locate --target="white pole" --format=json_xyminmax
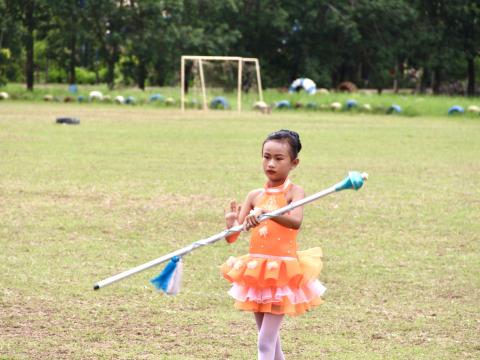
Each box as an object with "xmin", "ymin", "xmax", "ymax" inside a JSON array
[
  {"xmin": 180, "ymin": 56, "xmax": 185, "ymax": 112},
  {"xmin": 94, "ymin": 186, "xmax": 336, "ymax": 290},
  {"xmin": 255, "ymin": 59, "xmax": 264, "ymax": 102},
  {"xmin": 198, "ymin": 59, "xmax": 207, "ymax": 110},
  {"xmin": 183, "ymin": 55, "xmax": 242, "ymax": 61},
  {"xmin": 237, "ymin": 59, "xmax": 243, "ymax": 112}
]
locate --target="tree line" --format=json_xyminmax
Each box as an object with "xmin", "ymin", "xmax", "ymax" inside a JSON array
[{"xmin": 0, "ymin": 0, "xmax": 479, "ymax": 95}]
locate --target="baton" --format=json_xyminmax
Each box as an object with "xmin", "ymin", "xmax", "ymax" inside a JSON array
[{"xmin": 93, "ymin": 171, "xmax": 368, "ymax": 290}]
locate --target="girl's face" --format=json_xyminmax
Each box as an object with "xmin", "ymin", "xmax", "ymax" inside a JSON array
[{"xmin": 262, "ymin": 140, "xmax": 299, "ymax": 186}]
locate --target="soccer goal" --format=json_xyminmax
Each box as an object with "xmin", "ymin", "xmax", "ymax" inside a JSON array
[{"xmin": 180, "ymin": 56, "xmax": 264, "ymax": 112}]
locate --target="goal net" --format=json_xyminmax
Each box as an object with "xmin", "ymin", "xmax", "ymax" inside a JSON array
[{"xmin": 180, "ymin": 56, "xmax": 263, "ymax": 111}]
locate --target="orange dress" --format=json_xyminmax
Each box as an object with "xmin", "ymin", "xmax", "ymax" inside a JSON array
[{"xmin": 221, "ymin": 179, "xmax": 325, "ymax": 316}]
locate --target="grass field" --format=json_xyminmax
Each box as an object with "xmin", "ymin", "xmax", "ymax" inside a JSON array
[{"xmin": 0, "ymin": 102, "xmax": 479, "ymax": 359}]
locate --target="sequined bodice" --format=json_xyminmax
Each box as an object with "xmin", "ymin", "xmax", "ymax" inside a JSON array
[{"xmin": 249, "ymin": 180, "xmax": 298, "ymax": 257}]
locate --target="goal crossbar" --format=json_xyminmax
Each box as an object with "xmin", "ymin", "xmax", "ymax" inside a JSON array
[{"xmin": 180, "ymin": 55, "xmax": 263, "ymax": 112}]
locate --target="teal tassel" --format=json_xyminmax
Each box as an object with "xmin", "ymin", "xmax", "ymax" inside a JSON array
[{"xmin": 150, "ymin": 256, "xmax": 183, "ymax": 295}]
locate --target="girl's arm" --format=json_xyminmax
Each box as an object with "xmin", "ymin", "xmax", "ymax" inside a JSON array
[
  {"xmin": 225, "ymin": 190, "xmax": 260, "ymax": 243},
  {"xmin": 244, "ymin": 185, "xmax": 305, "ymax": 230}
]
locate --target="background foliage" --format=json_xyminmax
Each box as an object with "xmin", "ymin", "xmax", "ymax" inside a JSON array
[{"xmin": 0, "ymin": 0, "xmax": 479, "ymax": 93}]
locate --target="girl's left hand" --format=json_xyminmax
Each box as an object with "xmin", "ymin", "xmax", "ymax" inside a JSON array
[{"xmin": 243, "ymin": 207, "xmax": 264, "ymax": 230}]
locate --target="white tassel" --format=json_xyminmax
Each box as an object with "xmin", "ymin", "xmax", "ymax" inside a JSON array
[{"xmin": 166, "ymin": 258, "xmax": 183, "ymax": 295}]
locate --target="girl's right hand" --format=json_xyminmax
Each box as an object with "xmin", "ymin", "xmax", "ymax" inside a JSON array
[{"xmin": 225, "ymin": 200, "xmax": 241, "ymax": 244}]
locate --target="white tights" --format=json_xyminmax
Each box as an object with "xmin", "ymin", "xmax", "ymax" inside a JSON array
[{"xmin": 254, "ymin": 312, "xmax": 285, "ymax": 360}]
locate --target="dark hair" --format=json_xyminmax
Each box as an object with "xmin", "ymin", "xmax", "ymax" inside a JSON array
[{"xmin": 263, "ymin": 129, "xmax": 302, "ymax": 159}]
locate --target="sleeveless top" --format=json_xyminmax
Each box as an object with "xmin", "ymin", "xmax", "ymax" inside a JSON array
[{"xmin": 249, "ymin": 179, "xmax": 298, "ymax": 258}]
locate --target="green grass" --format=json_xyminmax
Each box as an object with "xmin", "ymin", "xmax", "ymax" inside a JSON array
[
  {"xmin": 0, "ymin": 103, "xmax": 479, "ymax": 359},
  {"xmin": 2, "ymin": 83, "xmax": 480, "ymax": 118}
]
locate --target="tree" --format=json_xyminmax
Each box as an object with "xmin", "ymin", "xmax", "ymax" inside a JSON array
[
  {"xmin": 414, "ymin": 0, "xmax": 480, "ymax": 95},
  {"xmin": 282, "ymin": 0, "xmax": 359, "ymax": 88},
  {"xmin": 44, "ymin": 0, "xmax": 88, "ymax": 84},
  {"xmin": 229, "ymin": 0, "xmax": 290, "ymax": 87},
  {"xmin": 345, "ymin": 0, "xmax": 417, "ymax": 92},
  {"xmin": 81, "ymin": 0, "xmax": 128, "ymax": 89},
  {"xmin": 122, "ymin": 0, "xmax": 166, "ymax": 89},
  {"xmin": 446, "ymin": 1, "xmax": 480, "ymax": 96},
  {"xmin": 170, "ymin": 0, "xmax": 241, "ymax": 91},
  {"xmin": 0, "ymin": 0, "xmax": 10, "ymax": 85},
  {"xmin": 5, "ymin": 0, "xmax": 51, "ymax": 90}
]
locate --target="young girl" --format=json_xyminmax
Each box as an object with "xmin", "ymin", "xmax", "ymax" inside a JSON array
[{"xmin": 221, "ymin": 129, "xmax": 325, "ymax": 360}]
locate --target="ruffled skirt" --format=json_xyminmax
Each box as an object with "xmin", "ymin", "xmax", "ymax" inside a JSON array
[{"xmin": 221, "ymin": 247, "xmax": 326, "ymax": 316}]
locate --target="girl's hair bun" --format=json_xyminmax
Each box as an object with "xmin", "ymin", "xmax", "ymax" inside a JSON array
[{"xmin": 264, "ymin": 129, "xmax": 302, "ymax": 159}]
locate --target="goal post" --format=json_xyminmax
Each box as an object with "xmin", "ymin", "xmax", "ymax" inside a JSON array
[{"xmin": 180, "ymin": 55, "xmax": 264, "ymax": 112}]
